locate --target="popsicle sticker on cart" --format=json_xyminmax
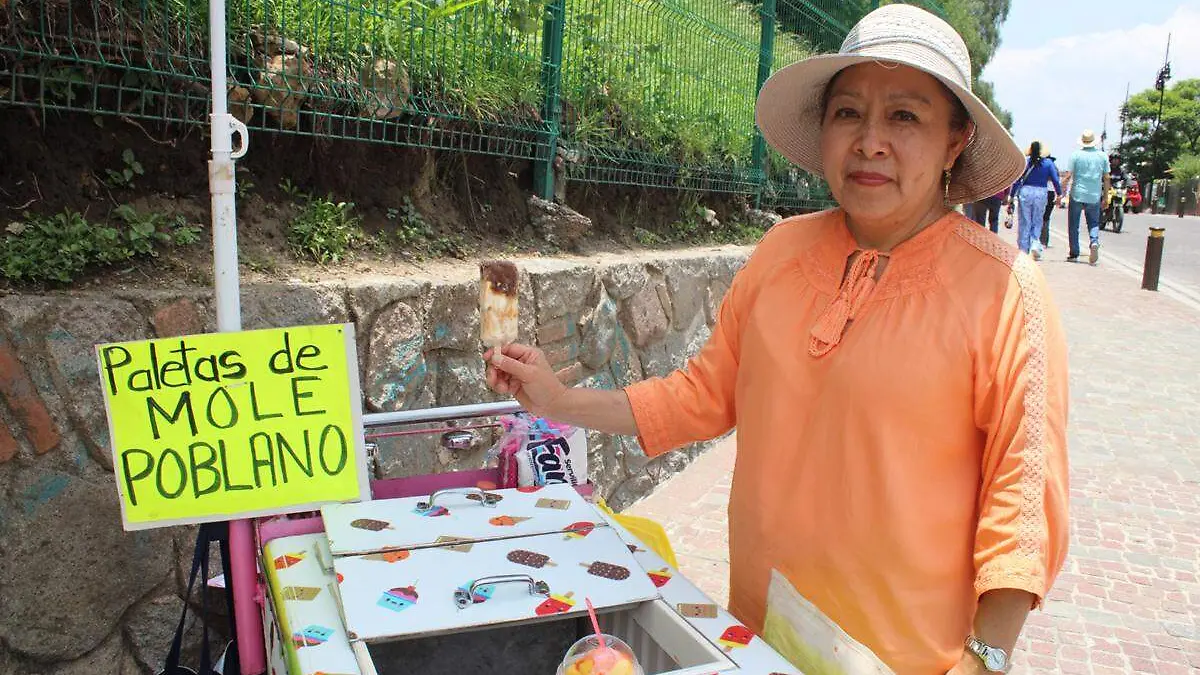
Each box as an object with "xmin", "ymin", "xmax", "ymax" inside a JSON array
[
  {"xmin": 272, "ymin": 552, "xmax": 306, "ymax": 570},
  {"xmin": 563, "ymin": 521, "xmax": 596, "ymax": 540},
  {"xmin": 718, "ymin": 625, "xmax": 755, "ymax": 652},
  {"xmin": 535, "ymin": 590, "xmax": 576, "ymax": 616},
  {"xmin": 535, "ymin": 498, "xmax": 571, "ymax": 510},
  {"xmin": 508, "ymin": 548, "xmax": 557, "ymax": 568},
  {"xmin": 580, "ymin": 560, "xmax": 631, "ymax": 581},
  {"xmin": 677, "ymin": 602, "xmax": 719, "ymax": 619},
  {"xmin": 350, "ymin": 518, "xmax": 393, "ymax": 531},
  {"xmin": 647, "ymin": 567, "xmax": 673, "ymax": 588}
]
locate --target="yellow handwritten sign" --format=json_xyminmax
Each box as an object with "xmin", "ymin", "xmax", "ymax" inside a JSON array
[{"xmin": 95, "ymin": 324, "xmax": 369, "ymax": 530}]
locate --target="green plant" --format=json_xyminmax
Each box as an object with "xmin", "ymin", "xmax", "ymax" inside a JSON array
[
  {"xmin": 633, "ymin": 227, "xmax": 663, "ymax": 246},
  {"xmin": 1, "ymin": 207, "xmax": 199, "ymax": 284},
  {"xmin": 104, "ymin": 149, "xmax": 145, "ymax": 189},
  {"xmin": 279, "ymin": 178, "xmax": 306, "ymax": 199},
  {"xmin": 236, "ymin": 167, "xmax": 256, "ymax": 199},
  {"xmin": 287, "ymin": 195, "xmax": 363, "ymax": 263}
]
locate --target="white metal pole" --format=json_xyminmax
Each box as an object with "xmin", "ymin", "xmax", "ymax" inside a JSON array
[{"xmin": 207, "ymin": 0, "xmax": 261, "ymax": 671}]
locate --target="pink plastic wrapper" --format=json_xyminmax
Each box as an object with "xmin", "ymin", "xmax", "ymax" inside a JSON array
[{"xmin": 486, "ymin": 414, "xmax": 588, "ymax": 488}]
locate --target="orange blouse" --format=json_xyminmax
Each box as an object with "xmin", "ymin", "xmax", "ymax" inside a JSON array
[{"xmin": 625, "ymin": 209, "xmax": 1069, "ymax": 674}]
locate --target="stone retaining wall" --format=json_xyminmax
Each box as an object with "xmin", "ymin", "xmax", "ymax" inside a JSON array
[{"xmin": 0, "ymin": 246, "xmax": 748, "ymax": 673}]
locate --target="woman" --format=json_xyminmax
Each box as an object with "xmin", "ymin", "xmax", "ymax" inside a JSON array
[
  {"xmin": 1009, "ymin": 140, "xmax": 1062, "ymax": 259},
  {"xmin": 486, "ymin": 5, "xmax": 1068, "ymax": 674}
]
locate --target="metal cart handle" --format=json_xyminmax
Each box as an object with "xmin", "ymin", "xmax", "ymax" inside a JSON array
[
  {"xmin": 362, "ymin": 401, "xmax": 524, "ymax": 429},
  {"xmin": 454, "ymin": 574, "xmax": 550, "ymax": 609},
  {"xmin": 417, "ymin": 487, "xmax": 502, "ymax": 511}
]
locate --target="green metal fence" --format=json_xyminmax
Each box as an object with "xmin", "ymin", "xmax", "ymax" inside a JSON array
[{"xmin": 0, "ymin": 0, "xmax": 942, "ymax": 213}]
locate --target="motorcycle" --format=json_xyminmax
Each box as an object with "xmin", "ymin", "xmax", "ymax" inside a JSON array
[{"xmin": 1103, "ymin": 179, "xmax": 1127, "ymax": 233}]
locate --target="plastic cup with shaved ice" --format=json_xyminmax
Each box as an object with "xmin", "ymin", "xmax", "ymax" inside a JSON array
[{"xmin": 557, "ymin": 634, "xmax": 643, "ymax": 675}]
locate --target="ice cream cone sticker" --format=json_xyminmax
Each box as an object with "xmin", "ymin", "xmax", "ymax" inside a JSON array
[
  {"xmin": 377, "ymin": 585, "xmax": 419, "ymax": 612},
  {"xmin": 508, "ymin": 548, "xmax": 556, "ymax": 568},
  {"xmin": 363, "ymin": 550, "xmax": 411, "ymax": 563},
  {"xmin": 535, "ymin": 591, "xmax": 576, "ymax": 616},
  {"xmin": 273, "ymin": 552, "xmax": 306, "ymax": 570},
  {"xmin": 563, "ymin": 521, "xmax": 596, "ymax": 540},
  {"xmin": 647, "ymin": 567, "xmax": 673, "ymax": 588},
  {"xmin": 489, "ymin": 515, "xmax": 532, "ymax": 527},
  {"xmin": 718, "ymin": 625, "xmax": 754, "ymax": 652},
  {"xmin": 350, "ymin": 518, "xmax": 393, "ymax": 531},
  {"xmin": 580, "ymin": 560, "xmax": 631, "ymax": 580}
]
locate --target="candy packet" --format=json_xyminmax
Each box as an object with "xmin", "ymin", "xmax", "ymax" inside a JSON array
[{"xmin": 485, "ymin": 414, "xmax": 588, "ymax": 488}]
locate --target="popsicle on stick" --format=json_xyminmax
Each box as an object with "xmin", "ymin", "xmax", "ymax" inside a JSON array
[{"xmin": 480, "ymin": 261, "xmax": 519, "ymax": 362}]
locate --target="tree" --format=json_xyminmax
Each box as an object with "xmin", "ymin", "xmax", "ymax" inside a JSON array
[
  {"xmin": 1169, "ymin": 154, "xmax": 1200, "ymax": 186},
  {"xmin": 1119, "ymin": 79, "xmax": 1200, "ymax": 182}
]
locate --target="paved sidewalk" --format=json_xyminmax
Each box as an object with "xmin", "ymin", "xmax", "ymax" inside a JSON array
[{"xmin": 627, "ymin": 228, "xmax": 1200, "ymax": 673}]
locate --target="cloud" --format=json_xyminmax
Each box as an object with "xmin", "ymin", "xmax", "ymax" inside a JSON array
[{"xmin": 982, "ymin": 2, "xmax": 1200, "ymax": 164}]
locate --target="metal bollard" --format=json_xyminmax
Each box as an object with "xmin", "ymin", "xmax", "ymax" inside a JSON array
[{"xmin": 1142, "ymin": 227, "xmax": 1166, "ymax": 291}]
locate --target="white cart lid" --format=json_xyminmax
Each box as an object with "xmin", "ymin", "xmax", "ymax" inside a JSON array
[
  {"xmin": 334, "ymin": 525, "xmax": 659, "ymax": 642},
  {"xmin": 321, "ymin": 484, "xmax": 602, "ymax": 556}
]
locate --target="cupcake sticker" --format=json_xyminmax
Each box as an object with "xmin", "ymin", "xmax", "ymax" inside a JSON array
[{"xmin": 377, "ymin": 585, "xmax": 419, "ymax": 612}]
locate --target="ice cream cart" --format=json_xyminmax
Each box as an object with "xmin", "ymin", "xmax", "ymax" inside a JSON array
[{"xmin": 249, "ymin": 401, "xmax": 803, "ymax": 675}]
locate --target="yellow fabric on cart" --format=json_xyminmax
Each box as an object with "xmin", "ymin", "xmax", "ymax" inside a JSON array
[{"xmin": 594, "ymin": 498, "xmax": 678, "ymax": 569}]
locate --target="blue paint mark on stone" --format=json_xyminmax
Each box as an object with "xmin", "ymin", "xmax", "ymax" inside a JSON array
[
  {"xmin": 20, "ymin": 473, "xmax": 71, "ymax": 515},
  {"xmin": 434, "ymin": 324, "xmax": 450, "ymax": 341}
]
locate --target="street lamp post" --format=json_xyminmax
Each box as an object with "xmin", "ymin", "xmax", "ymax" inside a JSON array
[{"xmin": 1149, "ymin": 35, "xmax": 1171, "ymax": 213}]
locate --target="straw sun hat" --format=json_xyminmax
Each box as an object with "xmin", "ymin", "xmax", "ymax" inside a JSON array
[{"xmin": 755, "ymin": 3, "xmax": 1024, "ymax": 205}]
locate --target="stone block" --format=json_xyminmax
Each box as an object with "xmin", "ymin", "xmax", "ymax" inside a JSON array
[
  {"xmin": 608, "ymin": 330, "xmax": 643, "ymax": 388},
  {"xmin": 49, "ymin": 631, "xmax": 141, "ymax": 675},
  {"xmin": 0, "ymin": 472, "xmax": 173, "ymax": 661},
  {"xmin": 364, "ymin": 301, "xmax": 428, "ymax": 412},
  {"xmin": 541, "ymin": 336, "xmax": 580, "ymax": 370},
  {"xmin": 708, "ymin": 253, "xmax": 748, "ymax": 290},
  {"xmin": 578, "ymin": 292, "xmax": 618, "ymax": 370},
  {"xmin": 619, "ymin": 282, "xmax": 670, "ymax": 348},
  {"xmin": 706, "ymin": 281, "xmax": 730, "ymax": 326},
  {"xmin": 600, "ymin": 262, "xmax": 648, "ymax": 301},
  {"xmin": 555, "ymin": 362, "xmax": 586, "ymax": 386},
  {"xmin": 150, "ymin": 297, "xmax": 207, "ymax": 337},
  {"xmin": 425, "ymin": 280, "xmax": 480, "ymax": 352},
  {"xmin": 536, "ymin": 313, "xmax": 578, "ymax": 345},
  {"xmin": 581, "ymin": 368, "xmax": 617, "ymax": 393},
  {"xmin": 44, "ymin": 298, "xmax": 150, "ymax": 469},
  {"xmin": 662, "ymin": 258, "xmax": 711, "ymax": 329},
  {"xmin": 240, "ymin": 283, "xmax": 348, "ymax": 330},
  {"xmin": 529, "ymin": 263, "xmax": 596, "ymax": 324},
  {"xmin": 0, "ymin": 337, "xmax": 60, "ymax": 456},
  {"xmin": 607, "ymin": 472, "xmax": 656, "ymax": 511},
  {"xmin": 436, "ymin": 353, "xmax": 491, "ymax": 406},
  {"xmin": 346, "ymin": 277, "xmax": 429, "ymax": 331},
  {"xmin": 528, "ymin": 195, "xmax": 592, "ymax": 250}
]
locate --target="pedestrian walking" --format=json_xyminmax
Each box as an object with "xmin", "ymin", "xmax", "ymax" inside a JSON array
[
  {"xmin": 1063, "ymin": 130, "xmax": 1110, "ymax": 264},
  {"xmin": 485, "ymin": 5, "xmax": 1069, "ymax": 674},
  {"xmin": 1009, "ymin": 140, "xmax": 1061, "ymax": 259},
  {"xmin": 969, "ymin": 187, "xmax": 1007, "ymax": 233},
  {"xmin": 1041, "ymin": 148, "xmax": 1058, "ymax": 249}
]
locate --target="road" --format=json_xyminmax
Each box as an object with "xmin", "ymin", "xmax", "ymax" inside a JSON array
[{"xmin": 1043, "ymin": 208, "xmax": 1200, "ymax": 305}]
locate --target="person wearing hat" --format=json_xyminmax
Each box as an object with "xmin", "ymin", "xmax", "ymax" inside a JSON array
[
  {"xmin": 1062, "ymin": 130, "xmax": 1110, "ymax": 264},
  {"xmin": 484, "ymin": 5, "xmax": 1068, "ymax": 674}
]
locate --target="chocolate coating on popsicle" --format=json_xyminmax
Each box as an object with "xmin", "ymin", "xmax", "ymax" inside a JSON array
[{"xmin": 480, "ymin": 261, "xmax": 518, "ymax": 295}]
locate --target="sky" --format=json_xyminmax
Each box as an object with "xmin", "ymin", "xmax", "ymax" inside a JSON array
[{"xmin": 982, "ymin": 0, "xmax": 1199, "ymax": 170}]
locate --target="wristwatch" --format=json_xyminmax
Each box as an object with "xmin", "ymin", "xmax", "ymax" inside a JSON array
[{"xmin": 965, "ymin": 635, "xmax": 1010, "ymax": 673}]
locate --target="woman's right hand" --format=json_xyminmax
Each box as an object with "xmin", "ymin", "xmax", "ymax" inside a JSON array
[{"xmin": 484, "ymin": 343, "xmax": 568, "ymax": 418}]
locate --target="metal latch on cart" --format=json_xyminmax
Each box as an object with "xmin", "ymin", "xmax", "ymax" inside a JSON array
[{"xmin": 417, "ymin": 487, "xmax": 502, "ymax": 511}]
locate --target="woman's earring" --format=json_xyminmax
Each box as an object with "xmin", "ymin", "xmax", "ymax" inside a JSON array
[{"xmin": 943, "ymin": 169, "xmax": 952, "ymax": 206}]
